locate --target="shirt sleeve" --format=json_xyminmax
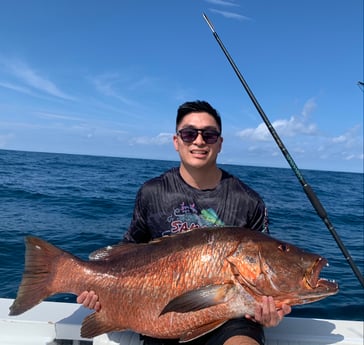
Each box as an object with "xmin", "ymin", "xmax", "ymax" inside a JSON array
[
  {"xmin": 123, "ymin": 187, "xmax": 152, "ymax": 243},
  {"xmin": 248, "ymin": 200, "xmax": 269, "ymax": 233}
]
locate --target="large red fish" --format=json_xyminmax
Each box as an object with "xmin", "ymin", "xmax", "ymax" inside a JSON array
[{"xmin": 9, "ymin": 227, "xmax": 338, "ymax": 341}]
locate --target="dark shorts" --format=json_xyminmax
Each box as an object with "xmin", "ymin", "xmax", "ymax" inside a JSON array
[{"xmin": 141, "ymin": 318, "xmax": 265, "ymax": 345}]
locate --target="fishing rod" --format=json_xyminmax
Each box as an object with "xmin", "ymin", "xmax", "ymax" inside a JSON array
[
  {"xmin": 202, "ymin": 13, "xmax": 364, "ymax": 288},
  {"xmin": 358, "ymin": 81, "xmax": 364, "ymax": 92}
]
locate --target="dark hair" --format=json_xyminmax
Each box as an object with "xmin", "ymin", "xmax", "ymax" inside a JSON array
[{"xmin": 176, "ymin": 100, "xmax": 222, "ymax": 132}]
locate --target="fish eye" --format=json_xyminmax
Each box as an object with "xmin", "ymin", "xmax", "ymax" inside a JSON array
[
  {"xmin": 245, "ymin": 255, "xmax": 257, "ymax": 264},
  {"xmin": 278, "ymin": 243, "xmax": 289, "ymax": 252}
]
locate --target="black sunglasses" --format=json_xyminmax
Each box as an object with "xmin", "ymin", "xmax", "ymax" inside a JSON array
[{"xmin": 177, "ymin": 128, "xmax": 221, "ymax": 144}]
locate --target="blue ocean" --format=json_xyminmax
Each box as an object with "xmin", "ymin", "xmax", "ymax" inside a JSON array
[{"xmin": 0, "ymin": 149, "xmax": 363, "ymax": 321}]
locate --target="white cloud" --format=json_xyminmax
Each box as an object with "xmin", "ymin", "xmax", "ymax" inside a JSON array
[
  {"xmin": 237, "ymin": 116, "xmax": 317, "ymax": 141},
  {"xmin": 205, "ymin": 0, "xmax": 250, "ymax": 21},
  {"xmin": 0, "ymin": 81, "xmax": 34, "ymax": 96},
  {"xmin": 326, "ymin": 125, "xmax": 364, "ymax": 162},
  {"xmin": 91, "ymin": 73, "xmax": 127, "ymax": 100},
  {"xmin": 0, "ymin": 59, "xmax": 75, "ymax": 101},
  {"xmin": 331, "ymin": 125, "xmax": 362, "ymax": 149},
  {"xmin": 209, "ymin": 9, "xmax": 251, "ymax": 21},
  {"xmin": 344, "ymin": 154, "xmax": 356, "ymax": 160},
  {"xmin": 90, "ymin": 73, "xmax": 146, "ymax": 107},
  {"xmin": 301, "ymin": 98, "xmax": 316, "ymax": 118},
  {"xmin": 234, "ymin": 98, "xmax": 363, "ymax": 170},
  {"xmin": 237, "ymin": 99, "xmax": 318, "ymax": 141},
  {"xmin": 35, "ymin": 111, "xmax": 83, "ymax": 122},
  {"xmin": 332, "ymin": 135, "xmax": 346, "ymax": 144},
  {"xmin": 238, "ymin": 122, "xmax": 271, "ymax": 141},
  {"xmin": 205, "ymin": 0, "xmax": 240, "ymax": 7},
  {"xmin": 129, "ymin": 133, "xmax": 173, "ymax": 146}
]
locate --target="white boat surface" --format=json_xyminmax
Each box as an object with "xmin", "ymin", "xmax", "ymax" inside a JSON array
[{"xmin": 0, "ymin": 298, "xmax": 362, "ymax": 345}]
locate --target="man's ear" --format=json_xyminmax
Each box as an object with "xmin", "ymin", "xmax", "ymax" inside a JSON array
[
  {"xmin": 173, "ymin": 134, "xmax": 179, "ymax": 152},
  {"xmin": 218, "ymin": 136, "xmax": 223, "ymax": 153}
]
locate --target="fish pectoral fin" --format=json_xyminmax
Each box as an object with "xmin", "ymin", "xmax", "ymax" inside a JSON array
[
  {"xmin": 179, "ymin": 319, "xmax": 228, "ymax": 342},
  {"xmin": 159, "ymin": 283, "xmax": 236, "ymax": 316},
  {"xmin": 81, "ymin": 312, "xmax": 125, "ymax": 338}
]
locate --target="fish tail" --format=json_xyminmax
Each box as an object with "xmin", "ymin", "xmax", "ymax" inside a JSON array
[{"xmin": 9, "ymin": 236, "xmax": 71, "ymax": 315}]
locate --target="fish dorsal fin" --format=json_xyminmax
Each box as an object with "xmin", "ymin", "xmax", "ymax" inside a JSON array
[
  {"xmin": 81, "ymin": 311, "xmax": 125, "ymax": 338},
  {"xmin": 88, "ymin": 235, "xmax": 174, "ymax": 261},
  {"xmin": 179, "ymin": 319, "xmax": 228, "ymax": 342},
  {"xmin": 160, "ymin": 283, "xmax": 236, "ymax": 315}
]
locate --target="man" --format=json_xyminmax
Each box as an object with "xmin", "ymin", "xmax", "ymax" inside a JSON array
[{"xmin": 78, "ymin": 100, "xmax": 291, "ymax": 345}]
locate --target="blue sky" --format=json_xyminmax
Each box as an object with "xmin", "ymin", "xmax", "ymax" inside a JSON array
[{"xmin": 0, "ymin": 0, "xmax": 363, "ymax": 173}]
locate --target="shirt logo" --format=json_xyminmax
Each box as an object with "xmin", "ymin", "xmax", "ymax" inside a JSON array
[{"xmin": 166, "ymin": 203, "xmax": 224, "ymax": 235}]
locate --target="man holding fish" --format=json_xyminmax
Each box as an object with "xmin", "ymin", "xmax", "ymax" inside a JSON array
[{"xmin": 78, "ymin": 100, "xmax": 292, "ymax": 345}]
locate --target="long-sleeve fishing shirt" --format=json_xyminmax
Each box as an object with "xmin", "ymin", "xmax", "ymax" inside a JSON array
[{"xmin": 123, "ymin": 167, "xmax": 268, "ymax": 243}]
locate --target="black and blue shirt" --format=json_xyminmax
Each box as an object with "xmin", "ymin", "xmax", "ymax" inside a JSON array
[{"xmin": 123, "ymin": 167, "xmax": 268, "ymax": 243}]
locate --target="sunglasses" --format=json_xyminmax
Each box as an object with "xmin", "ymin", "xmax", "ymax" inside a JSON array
[{"xmin": 177, "ymin": 128, "xmax": 221, "ymax": 144}]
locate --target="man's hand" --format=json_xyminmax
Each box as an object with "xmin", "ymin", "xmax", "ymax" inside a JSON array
[
  {"xmin": 77, "ymin": 291, "xmax": 101, "ymax": 312},
  {"xmin": 246, "ymin": 296, "xmax": 291, "ymax": 327}
]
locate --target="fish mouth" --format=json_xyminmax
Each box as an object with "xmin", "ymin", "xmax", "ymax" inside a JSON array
[{"xmin": 305, "ymin": 257, "xmax": 338, "ymax": 292}]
